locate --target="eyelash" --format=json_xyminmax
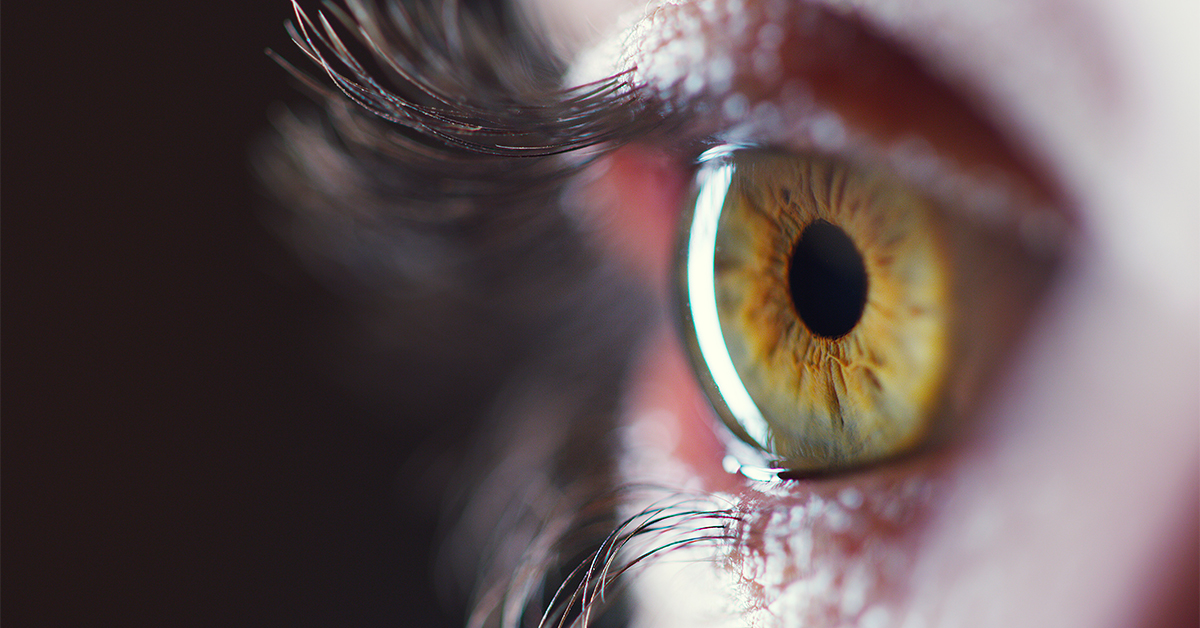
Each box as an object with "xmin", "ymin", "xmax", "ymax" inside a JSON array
[{"xmin": 275, "ymin": 0, "xmax": 665, "ymax": 185}]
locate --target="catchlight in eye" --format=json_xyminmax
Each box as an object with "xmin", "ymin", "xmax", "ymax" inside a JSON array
[{"xmin": 678, "ymin": 148, "xmax": 1055, "ymax": 475}]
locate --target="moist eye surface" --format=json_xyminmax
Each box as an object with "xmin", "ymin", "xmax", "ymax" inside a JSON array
[{"xmin": 679, "ymin": 148, "xmax": 1056, "ymax": 474}]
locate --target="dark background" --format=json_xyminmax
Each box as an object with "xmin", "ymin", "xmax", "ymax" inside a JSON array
[{"xmin": 6, "ymin": 2, "xmax": 454, "ymax": 625}]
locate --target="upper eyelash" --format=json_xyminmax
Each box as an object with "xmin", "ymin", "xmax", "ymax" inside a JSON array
[{"xmin": 276, "ymin": 0, "xmax": 662, "ymax": 162}]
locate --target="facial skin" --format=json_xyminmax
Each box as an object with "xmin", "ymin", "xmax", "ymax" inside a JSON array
[
  {"xmin": 519, "ymin": 0, "xmax": 1199, "ymax": 627},
  {"xmin": 264, "ymin": 0, "xmax": 1195, "ymax": 625}
]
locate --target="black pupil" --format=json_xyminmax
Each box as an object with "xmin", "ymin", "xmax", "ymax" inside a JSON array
[{"xmin": 788, "ymin": 220, "xmax": 869, "ymax": 339}]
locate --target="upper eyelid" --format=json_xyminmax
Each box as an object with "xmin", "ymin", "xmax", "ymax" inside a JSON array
[
  {"xmin": 567, "ymin": 0, "xmax": 1115, "ymax": 160},
  {"xmin": 570, "ymin": 0, "xmax": 1072, "ymax": 245}
]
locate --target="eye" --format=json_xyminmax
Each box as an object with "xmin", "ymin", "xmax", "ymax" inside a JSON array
[{"xmin": 678, "ymin": 148, "xmax": 1059, "ymax": 474}]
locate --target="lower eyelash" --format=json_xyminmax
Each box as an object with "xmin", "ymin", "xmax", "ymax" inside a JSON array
[{"xmin": 460, "ymin": 484, "xmax": 739, "ymax": 628}]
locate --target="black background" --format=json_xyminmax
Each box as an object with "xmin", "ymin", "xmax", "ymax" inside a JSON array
[{"xmin": 6, "ymin": 2, "xmax": 452, "ymax": 625}]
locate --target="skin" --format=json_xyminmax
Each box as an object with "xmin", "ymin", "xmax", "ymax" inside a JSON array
[{"xmin": 523, "ymin": 0, "xmax": 1199, "ymax": 626}]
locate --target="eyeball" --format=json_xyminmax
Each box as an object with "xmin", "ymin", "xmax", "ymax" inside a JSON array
[{"xmin": 678, "ymin": 148, "xmax": 1057, "ymax": 474}]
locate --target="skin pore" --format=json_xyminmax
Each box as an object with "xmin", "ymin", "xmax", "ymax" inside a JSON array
[{"xmin": 521, "ymin": 0, "xmax": 1198, "ymax": 627}]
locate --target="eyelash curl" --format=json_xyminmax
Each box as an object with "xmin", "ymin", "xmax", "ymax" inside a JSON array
[
  {"xmin": 259, "ymin": 2, "xmax": 725, "ymax": 628},
  {"xmin": 274, "ymin": 0, "xmax": 665, "ymax": 195},
  {"xmin": 461, "ymin": 485, "xmax": 738, "ymax": 628}
]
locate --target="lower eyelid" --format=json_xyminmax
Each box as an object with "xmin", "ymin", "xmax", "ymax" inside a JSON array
[{"xmin": 619, "ymin": 326, "xmax": 962, "ymax": 626}]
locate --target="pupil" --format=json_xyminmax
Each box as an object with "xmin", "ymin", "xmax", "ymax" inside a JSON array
[{"xmin": 788, "ymin": 220, "xmax": 869, "ymax": 339}]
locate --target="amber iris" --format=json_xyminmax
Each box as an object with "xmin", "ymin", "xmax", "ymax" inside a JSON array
[
  {"xmin": 680, "ymin": 149, "xmax": 957, "ymax": 471},
  {"xmin": 680, "ymin": 148, "xmax": 1058, "ymax": 473}
]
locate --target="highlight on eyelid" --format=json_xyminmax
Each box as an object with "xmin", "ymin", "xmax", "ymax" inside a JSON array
[
  {"xmin": 678, "ymin": 149, "xmax": 1058, "ymax": 474},
  {"xmin": 582, "ymin": 0, "xmax": 1070, "ymax": 246}
]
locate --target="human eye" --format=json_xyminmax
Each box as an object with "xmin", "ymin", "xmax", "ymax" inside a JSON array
[
  {"xmin": 677, "ymin": 145, "xmax": 1059, "ymax": 478},
  {"xmin": 263, "ymin": 1, "xmax": 1199, "ymax": 627}
]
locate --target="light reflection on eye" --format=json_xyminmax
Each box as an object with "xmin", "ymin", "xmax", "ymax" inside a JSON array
[
  {"xmin": 678, "ymin": 147, "xmax": 1058, "ymax": 475},
  {"xmin": 683, "ymin": 149, "xmax": 772, "ymax": 450}
]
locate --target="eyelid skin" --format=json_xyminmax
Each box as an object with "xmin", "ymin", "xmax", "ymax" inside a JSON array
[
  {"xmin": 643, "ymin": 3, "xmax": 1034, "ymax": 169},
  {"xmin": 542, "ymin": 1, "xmax": 1198, "ymax": 627}
]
